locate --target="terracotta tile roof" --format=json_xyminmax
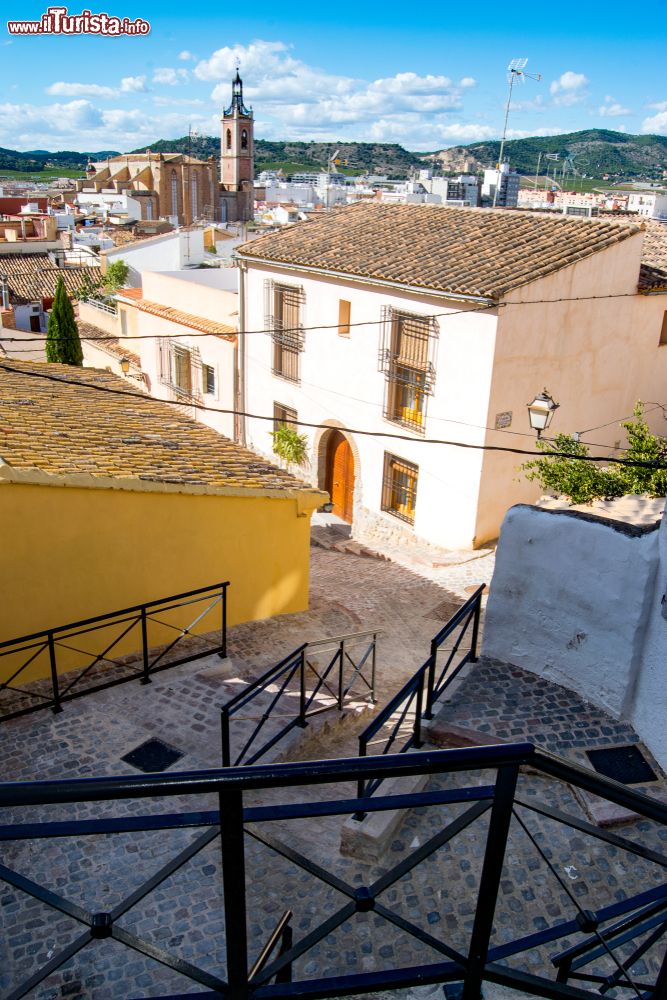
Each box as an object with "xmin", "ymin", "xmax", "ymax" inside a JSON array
[
  {"xmin": 638, "ymin": 221, "xmax": 667, "ymax": 291},
  {"xmin": 77, "ymin": 321, "xmax": 141, "ymax": 366},
  {"xmin": 238, "ymin": 203, "xmax": 643, "ymax": 301},
  {"xmin": 0, "ymin": 253, "xmax": 102, "ymax": 305},
  {"xmin": 119, "ymin": 294, "xmax": 237, "ymax": 341},
  {"xmin": 0, "ymin": 360, "xmax": 319, "ymax": 497}
]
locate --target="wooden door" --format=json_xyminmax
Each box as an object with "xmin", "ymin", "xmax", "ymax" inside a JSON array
[{"xmin": 326, "ymin": 431, "xmax": 355, "ymax": 523}]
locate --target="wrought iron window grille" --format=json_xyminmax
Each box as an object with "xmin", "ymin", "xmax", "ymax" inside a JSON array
[{"xmin": 381, "ymin": 452, "xmax": 419, "ymax": 524}]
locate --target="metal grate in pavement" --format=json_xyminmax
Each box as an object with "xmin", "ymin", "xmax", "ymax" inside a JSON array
[
  {"xmin": 121, "ymin": 737, "xmax": 184, "ymax": 773},
  {"xmin": 586, "ymin": 744, "xmax": 658, "ymax": 785}
]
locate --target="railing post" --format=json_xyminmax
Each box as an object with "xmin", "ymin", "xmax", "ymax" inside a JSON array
[
  {"xmin": 470, "ymin": 594, "xmax": 482, "ymax": 664},
  {"xmin": 463, "ymin": 763, "xmax": 519, "ymax": 1000},
  {"xmin": 47, "ymin": 632, "xmax": 62, "ymax": 714},
  {"xmin": 221, "ymin": 707, "xmax": 231, "ymax": 767},
  {"xmin": 338, "ymin": 640, "xmax": 345, "ymax": 710},
  {"xmin": 424, "ymin": 642, "xmax": 438, "ymax": 720},
  {"xmin": 355, "ymin": 734, "xmax": 367, "ymax": 819},
  {"xmin": 413, "ymin": 667, "xmax": 425, "ymax": 748},
  {"xmin": 298, "ymin": 648, "xmax": 307, "ymax": 728},
  {"xmin": 220, "ymin": 788, "xmax": 249, "ymax": 1000},
  {"xmin": 140, "ymin": 607, "xmax": 151, "ymax": 684},
  {"xmin": 219, "ymin": 584, "xmax": 228, "ymax": 659},
  {"xmin": 371, "ymin": 632, "xmax": 377, "ymax": 703}
]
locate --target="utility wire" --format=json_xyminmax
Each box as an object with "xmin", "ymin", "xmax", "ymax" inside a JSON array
[
  {"xmin": 0, "ymin": 287, "xmax": 655, "ymax": 345},
  {"xmin": 2, "ymin": 360, "xmax": 667, "ymax": 470}
]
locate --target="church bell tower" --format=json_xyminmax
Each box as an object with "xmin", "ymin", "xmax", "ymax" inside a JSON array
[{"xmin": 221, "ymin": 70, "xmax": 254, "ymax": 191}]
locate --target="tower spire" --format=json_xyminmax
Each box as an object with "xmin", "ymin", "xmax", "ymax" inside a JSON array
[{"xmin": 224, "ymin": 66, "xmax": 251, "ymax": 117}]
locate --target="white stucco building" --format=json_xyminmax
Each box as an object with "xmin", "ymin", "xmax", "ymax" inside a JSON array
[{"xmin": 236, "ymin": 202, "xmax": 667, "ymax": 552}]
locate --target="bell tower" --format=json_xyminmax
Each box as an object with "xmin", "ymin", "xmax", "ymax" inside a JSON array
[{"xmin": 220, "ymin": 69, "xmax": 254, "ymax": 190}]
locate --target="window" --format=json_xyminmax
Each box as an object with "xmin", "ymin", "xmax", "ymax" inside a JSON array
[
  {"xmin": 191, "ymin": 172, "xmax": 198, "ymax": 218},
  {"xmin": 241, "ymin": 129, "xmax": 248, "ymax": 150},
  {"xmin": 273, "ymin": 402, "xmax": 298, "ymax": 432},
  {"xmin": 226, "ymin": 128, "xmax": 232, "ymax": 151},
  {"xmin": 202, "ymin": 363, "xmax": 216, "ymax": 395},
  {"xmin": 382, "ymin": 454, "xmax": 418, "ymax": 525},
  {"xmin": 379, "ymin": 307, "xmax": 438, "ymax": 433},
  {"xmin": 170, "ymin": 170, "xmax": 178, "ymax": 217},
  {"xmin": 338, "ymin": 299, "xmax": 351, "ymax": 337},
  {"xmin": 173, "ymin": 344, "xmax": 193, "ymax": 396},
  {"xmin": 660, "ymin": 311, "xmax": 667, "ymax": 346},
  {"xmin": 266, "ymin": 281, "xmax": 305, "ymax": 383}
]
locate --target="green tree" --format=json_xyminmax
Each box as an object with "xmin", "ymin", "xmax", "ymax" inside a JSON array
[
  {"xmin": 103, "ymin": 259, "xmax": 129, "ymax": 294},
  {"xmin": 520, "ymin": 403, "xmax": 667, "ymax": 503},
  {"xmin": 45, "ymin": 276, "xmax": 83, "ymax": 366}
]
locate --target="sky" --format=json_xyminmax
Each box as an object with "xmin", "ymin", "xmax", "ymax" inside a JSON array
[{"xmin": 1, "ymin": 0, "xmax": 666, "ymax": 154}]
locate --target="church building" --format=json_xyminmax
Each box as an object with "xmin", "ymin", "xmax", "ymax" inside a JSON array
[{"xmin": 77, "ymin": 73, "xmax": 255, "ymax": 226}]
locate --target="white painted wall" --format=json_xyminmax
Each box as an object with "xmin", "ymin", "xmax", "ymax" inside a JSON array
[
  {"xmin": 243, "ymin": 263, "xmax": 498, "ymax": 549},
  {"xmin": 483, "ymin": 504, "xmax": 660, "ymax": 718},
  {"xmin": 103, "ymin": 230, "xmax": 205, "ymax": 287},
  {"xmin": 629, "ymin": 511, "xmax": 667, "ymax": 766}
]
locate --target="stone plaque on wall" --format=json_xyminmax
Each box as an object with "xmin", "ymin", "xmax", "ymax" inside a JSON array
[{"xmin": 495, "ymin": 411, "xmax": 512, "ymax": 429}]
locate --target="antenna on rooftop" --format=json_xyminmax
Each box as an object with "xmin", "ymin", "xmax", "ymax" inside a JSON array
[{"xmin": 493, "ymin": 58, "xmax": 541, "ymax": 208}]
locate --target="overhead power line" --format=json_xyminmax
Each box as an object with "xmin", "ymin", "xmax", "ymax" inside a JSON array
[
  {"xmin": 2, "ymin": 360, "xmax": 667, "ymax": 470},
  {"xmin": 0, "ymin": 288, "xmax": 653, "ymax": 345}
]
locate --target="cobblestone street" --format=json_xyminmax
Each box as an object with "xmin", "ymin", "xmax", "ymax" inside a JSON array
[{"xmin": 1, "ymin": 542, "xmax": 665, "ymax": 999}]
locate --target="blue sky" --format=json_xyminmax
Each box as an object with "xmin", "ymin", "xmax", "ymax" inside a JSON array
[{"xmin": 1, "ymin": 0, "xmax": 665, "ymax": 153}]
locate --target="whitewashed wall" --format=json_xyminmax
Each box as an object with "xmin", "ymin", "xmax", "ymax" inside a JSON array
[
  {"xmin": 243, "ymin": 263, "xmax": 498, "ymax": 550},
  {"xmin": 483, "ymin": 502, "xmax": 667, "ymax": 771}
]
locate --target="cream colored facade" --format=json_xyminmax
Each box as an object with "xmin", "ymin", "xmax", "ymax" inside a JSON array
[{"xmin": 241, "ymin": 228, "xmax": 667, "ymax": 551}]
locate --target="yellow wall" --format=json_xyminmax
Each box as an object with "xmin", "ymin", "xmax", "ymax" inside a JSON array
[{"xmin": 0, "ymin": 481, "xmax": 316, "ymax": 680}]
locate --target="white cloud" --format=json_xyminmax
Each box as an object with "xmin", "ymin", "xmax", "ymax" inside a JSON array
[
  {"xmin": 120, "ymin": 76, "xmax": 147, "ymax": 93},
  {"xmin": 642, "ymin": 110, "xmax": 667, "ymax": 134},
  {"xmin": 153, "ymin": 96, "xmax": 205, "ymax": 107},
  {"xmin": 598, "ymin": 98, "xmax": 631, "ymax": 117},
  {"xmin": 47, "ymin": 81, "xmax": 118, "ymax": 98},
  {"xmin": 153, "ymin": 67, "xmax": 189, "ymax": 86},
  {"xmin": 459, "ymin": 77, "xmax": 476, "ymax": 88},
  {"xmin": 178, "ymin": 50, "xmax": 196, "ymax": 61},
  {"xmin": 646, "ymin": 100, "xmax": 667, "ymax": 112},
  {"xmin": 549, "ymin": 71, "xmax": 589, "ymax": 107}
]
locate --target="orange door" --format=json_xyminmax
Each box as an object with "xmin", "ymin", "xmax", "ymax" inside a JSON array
[{"xmin": 326, "ymin": 431, "xmax": 355, "ymax": 523}]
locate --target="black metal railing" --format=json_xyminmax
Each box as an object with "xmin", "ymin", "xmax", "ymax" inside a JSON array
[
  {"xmin": 0, "ymin": 582, "xmax": 229, "ymax": 722},
  {"xmin": 1, "ymin": 744, "xmax": 666, "ymax": 1000},
  {"xmin": 357, "ymin": 585, "xmax": 483, "ymax": 796},
  {"xmin": 220, "ymin": 629, "xmax": 379, "ymax": 767}
]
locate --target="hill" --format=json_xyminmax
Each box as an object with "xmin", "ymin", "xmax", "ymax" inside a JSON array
[
  {"xmin": 133, "ymin": 137, "xmax": 423, "ymax": 178},
  {"xmin": 424, "ymin": 129, "xmax": 667, "ymax": 180},
  {"xmin": 0, "ymin": 147, "xmax": 118, "ymax": 174}
]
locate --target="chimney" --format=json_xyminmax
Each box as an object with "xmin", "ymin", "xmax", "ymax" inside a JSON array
[{"xmin": 0, "ymin": 275, "xmax": 9, "ymax": 310}]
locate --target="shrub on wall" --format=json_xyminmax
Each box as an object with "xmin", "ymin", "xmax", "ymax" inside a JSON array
[
  {"xmin": 271, "ymin": 426, "xmax": 308, "ymax": 469},
  {"xmin": 521, "ymin": 404, "xmax": 667, "ymax": 503}
]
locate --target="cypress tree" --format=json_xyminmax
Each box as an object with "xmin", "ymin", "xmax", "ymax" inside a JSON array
[{"xmin": 46, "ymin": 276, "xmax": 83, "ymax": 366}]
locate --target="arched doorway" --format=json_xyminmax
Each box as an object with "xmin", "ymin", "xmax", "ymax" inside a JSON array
[{"xmin": 326, "ymin": 430, "xmax": 355, "ymax": 523}]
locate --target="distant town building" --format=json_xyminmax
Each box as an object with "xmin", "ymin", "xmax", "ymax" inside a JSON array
[
  {"xmin": 482, "ymin": 163, "xmax": 520, "ymax": 208},
  {"xmin": 627, "ymin": 191, "xmax": 667, "ymax": 223}
]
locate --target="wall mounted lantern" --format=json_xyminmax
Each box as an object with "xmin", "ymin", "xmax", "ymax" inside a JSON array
[{"xmin": 527, "ymin": 389, "xmax": 559, "ymax": 438}]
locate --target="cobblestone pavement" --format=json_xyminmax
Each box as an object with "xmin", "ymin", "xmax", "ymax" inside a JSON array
[{"xmin": 1, "ymin": 544, "xmax": 665, "ymax": 999}]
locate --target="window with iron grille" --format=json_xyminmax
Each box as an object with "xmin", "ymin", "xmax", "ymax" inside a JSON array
[
  {"xmin": 381, "ymin": 453, "xmax": 418, "ymax": 525},
  {"xmin": 265, "ymin": 280, "xmax": 305, "ymax": 383},
  {"xmin": 157, "ymin": 338, "xmax": 201, "ymax": 399},
  {"xmin": 379, "ymin": 307, "xmax": 438, "ymax": 434},
  {"xmin": 273, "ymin": 402, "xmax": 298, "ymax": 433}
]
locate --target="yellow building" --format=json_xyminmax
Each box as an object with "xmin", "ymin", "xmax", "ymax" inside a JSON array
[{"xmin": 0, "ymin": 360, "xmax": 325, "ymax": 671}]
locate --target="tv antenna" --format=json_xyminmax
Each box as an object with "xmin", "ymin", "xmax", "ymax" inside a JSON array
[{"xmin": 493, "ymin": 58, "xmax": 541, "ymax": 207}]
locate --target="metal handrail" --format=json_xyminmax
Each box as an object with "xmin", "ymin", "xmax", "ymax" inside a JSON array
[
  {"xmin": 356, "ymin": 586, "xmax": 484, "ymax": 798},
  {"xmin": 0, "ymin": 582, "xmax": 229, "ymax": 722},
  {"xmin": 220, "ymin": 629, "xmax": 379, "ymax": 768},
  {"xmin": 249, "ymin": 909, "xmax": 293, "ymax": 982},
  {"xmin": 1, "ymin": 743, "xmax": 666, "ymax": 1000}
]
